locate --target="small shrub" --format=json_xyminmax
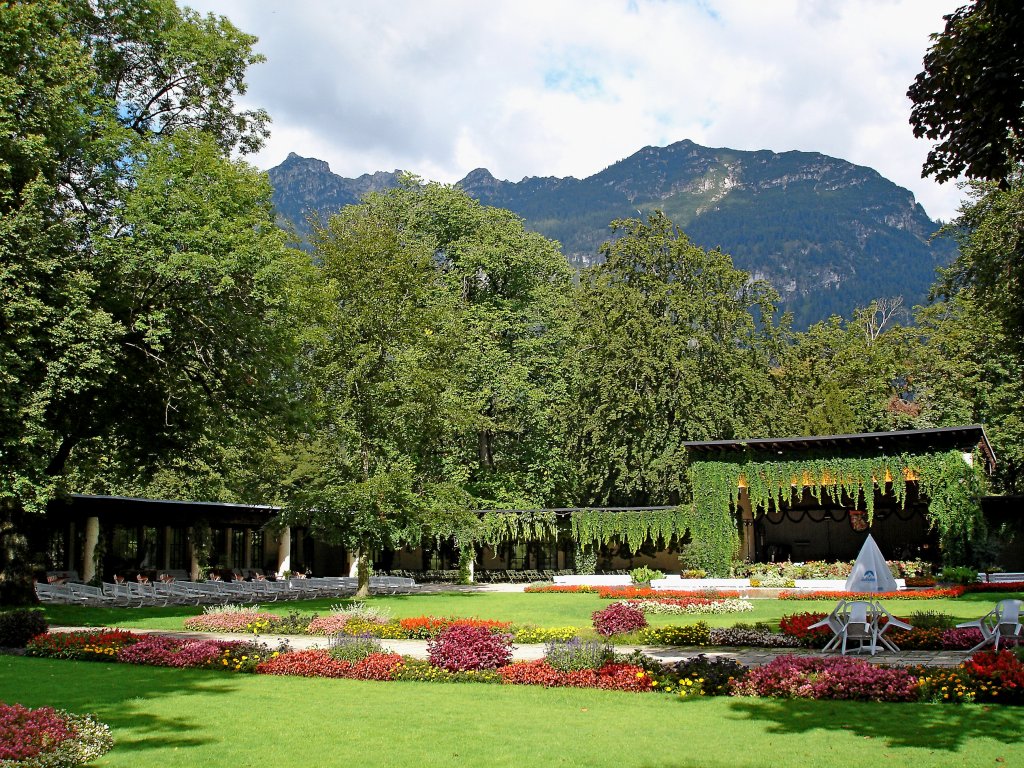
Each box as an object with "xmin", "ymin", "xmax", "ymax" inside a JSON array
[
  {"xmin": 630, "ymin": 566, "xmax": 664, "ymax": 584},
  {"xmin": 592, "ymin": 603, "xmax": 647, "ymax": 637},
  {"xmin": 330, "ymin": 600, "xmax": 392, "ymax": 623},
  {"xmin": 637, "ymin": 622, "xmax": 711, "ymax": 646},
  {"xmin": 328, "ymin": 634, "xmax": 384, "ymax": 663},
  {"xmin": 276, "ymin": 610, "xmax": 317, "ymax": 634},
  {"xmin": 427, "ymin": 624, "xmax": 513, "ymax": 671},
  {"xmin": 906, "ymin": 611, "xmax": 957, "ymax": 630},
  {"xmin": 544, "ymin": 638, "xmax": 614, "ymax": 671},
  {"xmin": 680, "ymin": 569, "xmax": 707, "ymax": 579},
  {"xmin": 208, "ymin": 642, "xmax": 280, "ymax": 672},
  {"xmin": 940, "ymin": 565, "xmax": 979, "ymax": 585},
  {"xmin": 0, "ymin": 608, "xmax": 48, "ymax": 648}
]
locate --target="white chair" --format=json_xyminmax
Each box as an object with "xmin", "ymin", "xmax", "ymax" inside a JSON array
[
  {"xmin": 838, "ymin": 600, "xmax": 879, "ymax": 655},
  {"xmin": 957, "ymin": 599, "xmax": 1024, "ymax": 652},
  {"xmin": 874, "ymin": 602, "xmax": 913, "ymax": 652},
  {"xmin": 808, "ymin": 600, "xmax": 847, "ymax": 651}
]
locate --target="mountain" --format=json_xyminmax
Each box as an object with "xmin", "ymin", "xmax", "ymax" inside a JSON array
[{"xmin": 268, "ymin": 141, "xmax": 956, "ymax": 328}]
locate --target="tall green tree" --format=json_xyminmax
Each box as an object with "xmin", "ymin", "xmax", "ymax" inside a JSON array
[
  {"xmin": 908, "ymin": 0, "xmax": 1024, "ymax": 185},
  {"xmin": 561, "ymin": 212, "xmax": 783, "ymax": 506},
  {"xmin": 284, "ymin": 203, "xmax": 475, "ymax": 595},
  {"xmin": 772, "ymin": 298, "xmax": 918, "ymax": 436},
  {"xmin": 0, "ymin": 0, "xmax": 292, "ymax": 604}
]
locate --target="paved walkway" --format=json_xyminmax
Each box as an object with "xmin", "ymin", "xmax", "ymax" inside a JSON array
[{"xmin": 52, "ymin": 626, "xmax": 972, "ymax": 668}]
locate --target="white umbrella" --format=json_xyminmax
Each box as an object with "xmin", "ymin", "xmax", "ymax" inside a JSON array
[{"xmin": 845, "ymin": 533, "xmax": 899, "ymax": 593}]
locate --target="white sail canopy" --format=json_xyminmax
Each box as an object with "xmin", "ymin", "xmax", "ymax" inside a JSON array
[{"xmin": 845, "ymin": 534, "xmax": 899, "ymax": 593}]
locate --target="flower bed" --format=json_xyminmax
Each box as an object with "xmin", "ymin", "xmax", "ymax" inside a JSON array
[
  {"xmin": 26, "ymin": 630, "xmax": 144, "ymax": 660},
  {"xmin": 626, "ymin": 598, "xmax": 754, "ymax": 615},
  {"xmin": 184, "ymin": 610, "xmax": 282, "ymax": 634},
  {"xmin": 778, "ymin": 587, "xmax": 966, "ymax": 600},
  {"xmin": 733, "ymin": 655, "xmax": 919, "ymax": 702},
  {"xmin": 0, "ymin": 702, "xmax": 113, "ymax": 767},
  {"xmin": 597, "ymin": 587, "xmax": 741, "ymax": 600}
]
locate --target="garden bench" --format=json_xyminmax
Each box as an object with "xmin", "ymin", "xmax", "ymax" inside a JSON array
[{"xmin": 979, "ymin": 572, "xmax": 1024, "ymax": 583}]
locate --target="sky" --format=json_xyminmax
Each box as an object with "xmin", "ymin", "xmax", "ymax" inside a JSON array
[{"xmin": 185, "ymin": 0, "xmax": 966, "ymax": 222}]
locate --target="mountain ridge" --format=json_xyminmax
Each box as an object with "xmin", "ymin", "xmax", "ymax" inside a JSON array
[{"xmin": 268, "ymin": 140, "xmax": 955, "ymax": 328}]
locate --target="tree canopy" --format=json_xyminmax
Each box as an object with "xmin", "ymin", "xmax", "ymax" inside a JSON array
[{"xmin": 908, "ymin": 0, "xmax": 1024, "ymax": 184}]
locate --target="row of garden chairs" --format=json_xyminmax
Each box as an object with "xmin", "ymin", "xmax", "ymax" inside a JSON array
[{"xmin": 34, "ymin": 574, "xmax": 416, "ymax": 607}]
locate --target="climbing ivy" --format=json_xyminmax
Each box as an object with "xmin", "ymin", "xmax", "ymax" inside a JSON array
[{"xmin": 688, "ymin": 448, "xmax": 987, "ymax": 567}]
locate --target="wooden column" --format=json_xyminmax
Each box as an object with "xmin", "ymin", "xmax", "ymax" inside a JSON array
[
  {"xmin": 244, "ymin": 529, "xmax": 253, "ymax": 569},
  {"xmin": 224, "ymin": 526, "xmax": 234, "ymax": 567},
  {"xmin": 738, "ymin": 488, "xmax": 756, "ymax": 562},
  {"xmin": 162, "ymin": 527, "xmax": 172, "ymax": 570}
]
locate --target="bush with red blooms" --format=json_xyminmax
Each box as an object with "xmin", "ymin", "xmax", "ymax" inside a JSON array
[
  {"xmin": 778, "ymin": 613, "xmax": 831, "ymax": 647},
  {"xmin": 733, "ymin": 654, "xmax": 918, "ymax": 702},
  {"xmin": 498, "ymin": 659, "xmax": 655, "ymax": 692},
  {"xmin": 592, "ymin": 602, "xmax": 648, "ymax": 636},
  {"xmin": 255, "ymin": 649, "xmax": 403, "ymax": 679},
  {"xmin": 399, "ymin": 616, "xmax": 512, "ymax": 639},
  {"xmin": 427, "ymin": 624, "xmax": 513, "ymax": 671},
  {"xmin": 962, "ymin": 650, "xmax": 1024, "ymax": 704}
]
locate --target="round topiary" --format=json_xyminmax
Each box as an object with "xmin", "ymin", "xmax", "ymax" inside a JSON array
[
  {"xmin": 427, "ymin": 624, "xmax": 513, "ymax": 671},
  {"xmin": 591, "ymin": 602, "xmax": 648, "ymax": 637}
]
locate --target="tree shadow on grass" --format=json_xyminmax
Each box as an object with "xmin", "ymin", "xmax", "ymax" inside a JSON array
[
  {"xmin": 725, "ymin": 696, "xmax": 1024, "ymax": 752},
  {"xmin": 0, "ymin": 656, "xmax": 243, "ymax": 754}
]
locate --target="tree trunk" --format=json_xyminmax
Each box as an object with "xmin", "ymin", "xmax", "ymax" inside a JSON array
[{"xmin": 0, "ymin": 504, "xmax": 41, "ymax": 606}]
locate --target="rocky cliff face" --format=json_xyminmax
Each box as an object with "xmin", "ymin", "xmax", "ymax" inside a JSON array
[{"xmin": 267, "ymin": 140, "xmax": 956, "ymax": 328}]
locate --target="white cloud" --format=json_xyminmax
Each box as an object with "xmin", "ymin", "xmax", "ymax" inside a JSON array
[{"xmin": 186, "ymin": 0, "xmax": 964, "ymax": 220}]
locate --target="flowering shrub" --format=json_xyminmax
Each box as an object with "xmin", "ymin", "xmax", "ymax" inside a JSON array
[
  {"xmin": 0, "ymin": 609, "xmax": 48, "ymax": 648},
  {"xmin": 498, "ymin": 660, "xmax": 655, "ymax": 692},
  {"xmin": 544, "ymin": 639, "xmax": 613, "ymax": 671},
  {"xmin": 392, "ymin": 659, "xmax": 502, "ymax": 684},
  {"xmin": 637, "ymin": 622, "xmax": 711, "ymax": 646},
  {"xmin": 0, "ymin": 703, "xmax": 113, "ymax": 768},
  {"xmin": 184, "ymin": 610, "xmax": 282, "ymax": 634},
  {"xmin": 778, "ymin": 587, "xmax": 965, "ymax": 600},
  {"xmin": 734, "ymin": 655, "xmax": 919, "ymax": 702},
  {"xmin": 427, "ymin": 625, "xmax": 513, "ymax": 671},
  {"xmin": 511, "ymin": 626, "xmax": 579, "ymax": 644},
  {"xmin": 592, "ymin": 603, "xmax": 647, "ymax": 637},
  {"xmin": 710, "ymin": 626, "xmax": 802, "ymax": 648},
  {"xmin": 629, "ymin": 598, "xmax": 753, "ymax": 615},
  {"xmin": 117, "ymin": 635, "xmax": 240, "ymax": 668},
  {"xmin": 26, "ymin": 630, "xmax": 142, "ymax": 660},
  {"xmin": 778, "ymin": 613, "xmax": 831, "ymax": 647}
]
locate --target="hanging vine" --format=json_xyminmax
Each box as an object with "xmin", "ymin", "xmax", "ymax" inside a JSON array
[
  {"xmin": 480, "ymin": 510, "xmax": 557, "ymax": 547},
  {"xmin": 569, "ymin": 508, "xmax": 690, "ymax": 549},
  {"xmin": 688, "ymin": 448, "xmax": 986, "ymax": 567}
]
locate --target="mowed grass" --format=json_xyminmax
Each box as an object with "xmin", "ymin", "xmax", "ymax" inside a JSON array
[
  {"xmin": 38, "ymin": 590, "xmax": 1020, "ymax": 634},
  {"xmin": 2, "ymin": 656, "xmax": 1023, "ymax": 768}
]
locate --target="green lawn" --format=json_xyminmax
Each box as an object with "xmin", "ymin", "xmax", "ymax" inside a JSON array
[
  {"xmin": 38, "ymin": 591, "xmax": 1019, "ymax": 634},
  {"xmin": 2, "ymin": 656, "xmax": 1022, "ymax": 768}
]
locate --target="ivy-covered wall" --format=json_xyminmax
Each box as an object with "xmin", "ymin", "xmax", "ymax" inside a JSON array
[{"xmin": 688, "ymin": 448, "xmax": 987, "ymax": 569}]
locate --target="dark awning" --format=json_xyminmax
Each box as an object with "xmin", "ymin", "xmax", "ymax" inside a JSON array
[{"xmin": 682, "ymin": 425, "xmax": 996, "ymax": 474}]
